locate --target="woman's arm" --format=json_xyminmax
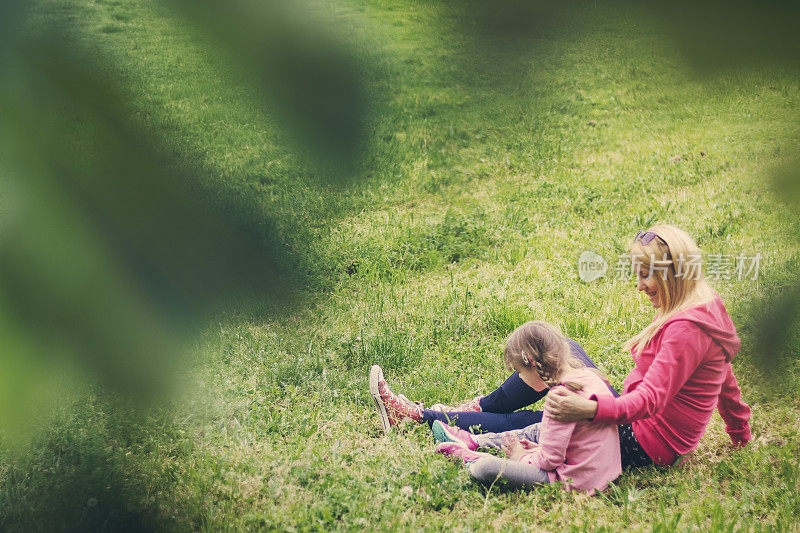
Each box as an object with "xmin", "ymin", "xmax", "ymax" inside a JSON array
[
  {"xmin": 544, "ymin": 386, "xmax": 597, "ymax": 421},
  {"xmin": 546, "ymin": 320, "xmax": 710, "ymax": 423},
  {"xmin": 717, "ymin": 362, "xmax": 751, "ymax": 446}
]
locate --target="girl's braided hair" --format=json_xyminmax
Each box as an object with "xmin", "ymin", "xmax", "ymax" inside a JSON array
[{"xmin": 503, "ymin": 321, "xmax": 584, "ymax": 387}]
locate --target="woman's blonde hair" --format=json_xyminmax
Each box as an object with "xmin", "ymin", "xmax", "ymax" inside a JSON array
[
  {"xmin": 622, "ymin": 224, "xmax": 717, "ymax": 357},
  {"xmin": 503, "ymin": 321, "xmax": 583, "ymax": 387}
]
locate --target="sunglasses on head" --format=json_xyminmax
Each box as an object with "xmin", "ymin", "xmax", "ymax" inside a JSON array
[{"xmin": 635, "ymin": 231, "xmax": 668, "ymax": 246}]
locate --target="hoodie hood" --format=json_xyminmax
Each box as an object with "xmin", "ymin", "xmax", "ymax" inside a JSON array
[{"xmin": 663, "ymin": 293, "xmax": 741, "ymax": 362}]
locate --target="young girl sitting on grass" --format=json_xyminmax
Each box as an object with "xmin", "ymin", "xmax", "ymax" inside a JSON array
[{"xmin": 432, "ymin": 321, "xmax": 621, "ymax": 494}]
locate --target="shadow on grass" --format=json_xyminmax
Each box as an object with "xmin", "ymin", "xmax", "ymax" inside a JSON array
[
  {"xmin": 736, "ymin": 253, "xmax": 800, "ymax": 388},
  {"xmin": 0, "ymin": 401, "xmax": 176, "ymax": 532}
]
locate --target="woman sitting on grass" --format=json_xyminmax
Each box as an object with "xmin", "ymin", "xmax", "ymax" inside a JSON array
[
  {"xmin": 432, "ymin": 320, "xmax": 621, "ymax": 493},
  {"xmin": 369, "ymin": 224, "xmax": 752, "ymax": 473}
]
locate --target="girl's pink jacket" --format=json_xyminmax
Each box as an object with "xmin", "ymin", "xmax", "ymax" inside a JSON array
[
  {"xmin": 592, "ymin": 293, "xmax": 752, "ymax": 465},
  {"xmin": 521, "ymin": 369, "xmax": 622, "ymax": 493}
]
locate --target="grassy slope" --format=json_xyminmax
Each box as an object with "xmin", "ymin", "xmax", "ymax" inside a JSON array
[{"xmin": 3, "ymin": 0, "xmax": 800, "ymax": 530}]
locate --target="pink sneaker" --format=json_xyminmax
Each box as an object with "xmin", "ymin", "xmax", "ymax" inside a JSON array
[
  {"xmin": 435, "ymin": 442, "xmax": 486, "ymax": 464},
  {"xmin": 429, "ymin": 395, "xmax": 483, "ymax": 413},
  {"xmin": 431, "ymin": 420, "xmax": 478, "ymax": 450},
  {"xmin": 369, "ymin": 365, "xmax": 423, "ymax": 435}
]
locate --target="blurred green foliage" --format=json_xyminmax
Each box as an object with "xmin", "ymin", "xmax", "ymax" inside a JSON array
[{"xmin": 0, "ymin": 0, "xmax": 385, "ymax": 431}]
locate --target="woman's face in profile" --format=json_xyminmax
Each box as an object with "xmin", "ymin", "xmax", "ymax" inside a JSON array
[{"xmin": 635, "ymin": 264, "xmax": 661, "ymax": 309}]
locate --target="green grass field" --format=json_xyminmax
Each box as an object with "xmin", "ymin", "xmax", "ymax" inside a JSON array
[{"xmin": 2, "ymin": 0, "xmax": 800, "ymax": 531}]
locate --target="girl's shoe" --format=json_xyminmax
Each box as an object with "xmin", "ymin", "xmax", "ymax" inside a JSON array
[
  {"xmin": 435, "ymin": 442, "xmax": 485, "ymax": 464},
  {"xmin": 431, "ymin": 420, "xmax": 478, "ymax": 450},
  {"xmin": 369, "ymin": 365, "xmax": 423, "ymax": 435},
  {"xmin": 429, "ymin": 395, "xmax": 483, "ymax": 413}
]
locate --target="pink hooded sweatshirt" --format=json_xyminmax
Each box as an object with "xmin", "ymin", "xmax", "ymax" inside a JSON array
[
  {"xmin": 592, "ymin": 293, "xmax": 752, "ymax": 465},
  {"xmin": 521, "ymin": 368, "xmax": 622, "ymax": 493}
]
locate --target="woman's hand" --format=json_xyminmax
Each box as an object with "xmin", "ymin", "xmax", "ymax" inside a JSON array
[{"xmin": 544, "ymin": 385, "xmax": 598, "ymax": 421}]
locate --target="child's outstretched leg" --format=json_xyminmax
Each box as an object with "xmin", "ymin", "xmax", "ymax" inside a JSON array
[
  {"xmin": 431, "ymin": 420, "xmax": 479, "ymax": 450},
  {"xmin": 468, "ymin": 457, "xmax": 550, "ymax": 488},
  {"xmin": 434, "ymin": 442, "xmax": 493, "ymax": 465},
  {"xmin": 471, "ymin": 423, "xmax": 542, "ymax": 450},
  {"xmin": 419, "ymin": 338, "xmax": 611, "ymax": 433}
]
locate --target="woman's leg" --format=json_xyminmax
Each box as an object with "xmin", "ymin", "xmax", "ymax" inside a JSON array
[
  {"xmin": 421, "ymin": 408, "xmax": 542, "ymax": 433},
  {"xmin": 370, "ymin": 338, "xmax": 616, "ymax": 434},
  {"xmin": 567, "ymin": 339, "xmax": 619, "ymax": 398},
  {"xmin": 468, "ymin": 456, "xmax": 550, "ymax": 488},
  {"xmin": 477, "ymin": 371, "xmax": 546, "ymax": 414},
  {"xmin": 618, "ymin": 424, "xmax": 655, "ymax": 469}
]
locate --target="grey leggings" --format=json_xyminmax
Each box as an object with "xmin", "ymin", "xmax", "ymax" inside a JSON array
[
  {"xmin": 469, "ymin": 456, "xmax": 550, "ymax": 488},
  {"xmin": 468, "ymin": 422, "xmax": 550, "ymax": 488},
  {"xmin": 473, "ymin": 422, "xmax": 541, "ymax": 449}
]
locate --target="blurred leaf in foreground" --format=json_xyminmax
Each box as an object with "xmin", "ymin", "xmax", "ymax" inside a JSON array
[
  {"xmin": 166, "ymin": 0, "xmax": 379, "ymax": 182},
  {"xmin": 647, "ymin": 0, "xmax": 800, "ymax": 72},
  {"xmin": 0, "ymin": 0, "xmax": 381, "ymax": 439}
]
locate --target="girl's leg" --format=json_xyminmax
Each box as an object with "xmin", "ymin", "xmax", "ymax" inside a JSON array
[
  {"xmin": 468, "ymin": 456, "xmax": 549, "ymax": 488},
  {"xmin": 435, "ymin": 442, "xmax": 496, "ymax": 464},
  {"xmin": 472, "ymin": 422, "xmax": 541, "ymax": 450}
]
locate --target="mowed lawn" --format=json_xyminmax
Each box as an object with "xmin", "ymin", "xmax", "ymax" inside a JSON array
[{"xmin": 3, "ymin": 0, "xmax": 800, "ymax": 531}]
